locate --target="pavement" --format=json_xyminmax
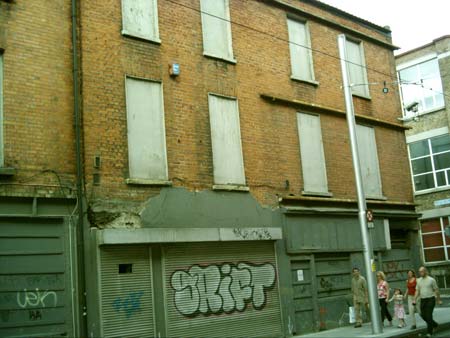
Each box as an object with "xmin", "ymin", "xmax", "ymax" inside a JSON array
[{"xmin": 294, "ymin": 307, "xmax": 450, "ymax": 338}]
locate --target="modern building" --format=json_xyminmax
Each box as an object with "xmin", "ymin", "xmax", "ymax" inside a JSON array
[
  {"xmin": 1, "ymin": 0, "xmax": 421, "ymax": 337},
  {"xmin": 396, "ymin": 35, "xmax": 450, "ymax": 289}
]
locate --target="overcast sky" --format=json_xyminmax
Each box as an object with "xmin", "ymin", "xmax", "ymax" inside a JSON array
[{"xmin": 320, "ymin": 0, "xmax": 449, "ymax": 54}]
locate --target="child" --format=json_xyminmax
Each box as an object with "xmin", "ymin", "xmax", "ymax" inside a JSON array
[{"xmin": 389, "ymin": 288, "xmax": 406, "ymax": 328}]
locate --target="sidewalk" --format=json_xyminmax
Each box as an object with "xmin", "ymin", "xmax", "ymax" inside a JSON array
[{"xmin": 294, "ymin": 307, "xmax": 450, "ymax": 338}]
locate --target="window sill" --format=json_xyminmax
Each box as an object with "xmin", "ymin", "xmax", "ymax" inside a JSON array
[
  {"xmin": 366, "ymin": 195, "xmax": 387, "ymax": 201},
  {"xmin": 126, "ymin": 178, "xmax": 172, "ymax": 186},
  {"xmin": 203, "ymin": 52, "xmax": 237, "ymax": 65},
  {"xmin": 121, "ymin": 30, "xmax": 161, "ymax": 45},
  {"xmin": 212, "ymin": 184, "xmax": 249, "ymax": 192},
  {"xmin": 302, "ymin": 190, "xmax": 333, "ymax": 197},
  {"xmin": 403, "ymin": 105, "xmax": 446, "ymax": 119},
  {"xmin": 291, "ymin": 76, "xmax": 319, "ymax": 87},
  {"xmin": 0, "ymin": 167, "xmax": 17, "ymax": 176},
  {"xmin": 352, "ymin": 93, "xmax": 371, "ymax": 101},
  {"xmin": 415, "ymin": 186, "xmax": 450, "ymax": 196}
]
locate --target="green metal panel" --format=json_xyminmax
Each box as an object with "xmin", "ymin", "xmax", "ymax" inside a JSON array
[
  {"xmin": 99, "ymin": 245, "xmax": 155, "ymax": 338},
  {"xmin": 163, "ymin": 241, "xmax": 283, "ymax": 338},
  {"xmin": 0, "ymin": 218, "xmax": 74, "ymax": 337}
]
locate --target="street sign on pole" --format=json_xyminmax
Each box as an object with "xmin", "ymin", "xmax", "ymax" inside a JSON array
[{"xmin": 338, "ymin": 34, "xmax": 383, "ymax": 334}]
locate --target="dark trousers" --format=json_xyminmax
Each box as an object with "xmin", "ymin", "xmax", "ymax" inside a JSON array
[
  {"xmin": 420, "ymin": 297, "xmax": 438, "ymax": 335},
  {"xmin": 379, "ymin": 298, "xmax": 392, "ymax": 323}
]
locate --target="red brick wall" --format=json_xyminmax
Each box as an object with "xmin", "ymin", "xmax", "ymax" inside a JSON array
[
  {"xmin": 80, "ymin": 0, "xmax": 413, "ymax": 207},
  {"xmin": 0, "ymin": 0, "xmax": 76, "ymax": 197}
]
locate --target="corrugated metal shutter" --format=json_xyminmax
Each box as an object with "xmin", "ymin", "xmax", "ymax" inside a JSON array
[
  {"xmin": 100, "ymin": 245, "xmax": 154, "ymax": 338},
  {"xmin": 0, "ymin": 218, "xmax": 73, "ymax": 337},
  {"xmin": 164, "ymin": 241, "xmax": 282, "ymax": 338}
]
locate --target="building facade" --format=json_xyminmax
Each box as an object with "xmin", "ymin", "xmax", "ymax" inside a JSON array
[
  {"xmin": 0, "ymin": 0, "xmax": 82, "ymax": 337},
  {"xmin": 396, "ymin": 36, "xmax": 450, "ymax": 289},
  {"xmin": 1, "ymin": 0, "xmax": 420, "ymax": 337}
]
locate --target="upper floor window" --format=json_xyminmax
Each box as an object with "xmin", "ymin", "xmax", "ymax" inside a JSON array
[
  {"xmin": 356, "ymin": 124, "xmax": 383, "ymax": 198},
  {"xmin": 346, "ymin": 39, "xmax": 370, "ymax": 98},
  {"xmin": 409, "ymin": 133, "xmax": 450, "ymax": 192},
  {"xmin": 208, "ymin": 94, "xmax": 245, "ymax": 186},
  {"xmin": 297, "ymin": 113, "xmax": 329, "ymax": 195},
  {"xmin": 125, "ymin": 77, "xmax": 168, "ymax": 182},
  {"xmin": 287, "ymin": 19, "xmax": 316, "ymax": 84},
  {"xmin": 121, "ymin": 0, "xmax": 160, "ymax": 43},
  {"xmin": 398, "ymin": 58, "xmax": 445, "ymax": 116},
  {"xmin": 421, "ymin": 217, "xmax": 450, "ymax": 263},
  {"xmin": 200, "ymin": 0, "xmax": 235, "ymax": 63}
]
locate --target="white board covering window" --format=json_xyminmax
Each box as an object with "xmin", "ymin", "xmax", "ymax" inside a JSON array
[
  {"xmin": 208, "ymin": 94, "xmax": 245, "ymax": 185},
  {"xmin": 287, "ymin": 19, "xmax": 315, "ymax": 82},
  {"xmin": 121, "ymin": 0, "xmax": 160, "ymax": 42},
  {"xmin": 297, "ymin": 113, "xmax": 328, "ymax": 194},
  {"xmin": 346, "ymin": 39, "xmax": 369, "ymax": 97},
  {"xmin": 356, "ymin": 125, "xmax": 383, "ymax": 198},
  {"xmin": 125, "ymin": 77, "xmax": 168, "ymax": 181},
  {"xmin": 200, "ymin": 0, "xmax": 235, "ymax": 62}
]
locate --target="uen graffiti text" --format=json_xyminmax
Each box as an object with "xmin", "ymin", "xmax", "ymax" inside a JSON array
[
  {"xmin": 16, "ymin": 288, "xmax": 57, "ymax": 309},
  {"xmin": 171, "ymin": 262, "xmax": 276, "ymax": 316}
]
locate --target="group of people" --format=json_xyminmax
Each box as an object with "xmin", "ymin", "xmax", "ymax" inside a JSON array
[{"xmin": 351, "ymin": 266, "xmax": 441, "ymax": 337}]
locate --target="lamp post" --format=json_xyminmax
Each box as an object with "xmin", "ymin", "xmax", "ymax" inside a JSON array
[{"xmin": 337, "ymin": 34, "xmax": 383, "ymax": 334}]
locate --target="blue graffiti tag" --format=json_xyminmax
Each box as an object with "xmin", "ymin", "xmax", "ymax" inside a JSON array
[{"xmin": 112, "ymin": 291, "xmax": 144, "ymax": 318}]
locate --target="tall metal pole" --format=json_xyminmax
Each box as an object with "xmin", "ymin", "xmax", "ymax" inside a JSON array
[{"xmin": 337, "ymin": 34, "xmax": 382, "ymax": 334}]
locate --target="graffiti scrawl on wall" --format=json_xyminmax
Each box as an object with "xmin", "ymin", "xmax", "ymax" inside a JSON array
[
  {"xmin": 170, "ymin": 262, "xmax": 276, "ymax": 316},
  {"xmin": 112, "ymin": 291, "xmax": 144, "ymax": 318}
]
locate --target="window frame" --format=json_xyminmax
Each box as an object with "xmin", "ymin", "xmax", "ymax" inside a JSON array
[
  {"xmin": 345, "ymin": 37, "xmax": 370, "ymax": 99},
  {"xmin": 286, "ymin": 17, "xmax": 318, "ymax": 86},
  {"xmin": 420, "ymin": 216, "xmax": 450, "ymax": 264},
  {"xmin": 408, "ymin": 132, "xmax": 450, "ymax": 194},
  {"xmin": 121, "ymin": 0, "xmax": 161, "ymax": 43},
  {"xmin": 397, "ymin": 57, "xmax": 445, "ymax": 117},
  {"xmin": 124, "ymin": 75, "xmax": 169, "ymax": 184},
  {"xmin": 200, "ymin": 0, "xmax": 236, "ymax": 64}
]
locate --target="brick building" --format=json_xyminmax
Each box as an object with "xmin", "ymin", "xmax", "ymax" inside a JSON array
[
  {"xmin": 1, "ymin": 0, "xmax": 421, "ymax": 337},
  {"xmin": 396, "ymin": 36, "xmax": 450, "ymax": 289}
]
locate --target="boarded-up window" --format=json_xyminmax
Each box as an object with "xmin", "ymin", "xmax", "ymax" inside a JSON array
[
  {"xmin": 297, "ymin": 113, "xmax": 328, "ymax": 194},
  {"xmin": 208, "ymin": 94, "xmax": 245, "ymax": 185},
  {"xmin": 121, "ymin": 0, "xmax": 160, "ymax": 42},
  {"xmin": 356, "ymin": 125, "xmax": 383, "ymax": 198},
  {"xmin": 125, "ymin": 77, "xmax": 168, "ymax": 181},
  {"xmin": 200, "ymin": 0, "xmax": 234, "ymax": 62},
  {"xmin": 346, "ymin": 39, "xmax": 369, "ymax": 97},
  {"xmin": 0, "ymin": 53, "xmax": 3, "ymax": 167},
  {"xmin": 287, "ymin": 19, "xmax": 315, "ymax": 82}
]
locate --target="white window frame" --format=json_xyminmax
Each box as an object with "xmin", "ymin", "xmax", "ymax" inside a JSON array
[
  {"xmin": 407, "ymin": 131, "xmax": 450, "ymax": 195},
  {"xmin": 124, "ymin": 76, "xmax": 169, "ymax": 184},
  {"xmin": 420, "ymin": 216, "xmax": 450, "ymax": 264},
  {"xmin": 121, "ymin": 0, "xmax": 161, "ymax": 43},
  {"xmin": 0, "ymin": 52, "xmax": 3, "ymax": 167},
  {"xmin": 397, "ymin": 57, "xmax": 445, "ymax": 117},
  {"xmin": 346, "ymin": 38, "xmax": 370, "ymax": 99},
  {"xmin": 208, "ymin": 93, "xmax": 246, "ymax": 188},
  {"xmin": 200, "ymin": 0, "xmax": 236, "ymax": 63},
  {"xmin": 287, "ymin": 18, "xmax": 317, "ymax": 85},
  {"xmin": 297, "ymin": 112, "xmax": 330, "ymax": 196}
]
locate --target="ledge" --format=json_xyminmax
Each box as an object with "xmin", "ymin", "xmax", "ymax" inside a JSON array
[
  {"xmin": 0, "ymin": 167, "xmax": 17, "ymax": 176},
  {"xmin": 212, "ymin": 184, "xmax": 250, "ymax": 192},
  {"xmin": 302, "ymin": 190, "xmax": 333, "ymax": 197},
  {"xmin": 280, "ymin": 195, "xmax": 417, "ymax": 206},
  {"xmin": 290, "ymin": 76, "xmax": 319, "ymax": 87},
  {"xmin": 121, "ymin": 30, "xmax": 161, "ymax": 45},
  {"xmin": 97, "ymin": 227, "xmax": 282, "ymax": 245},
  {"xmin": 125, "ymin": 178, "xmax": 172, "ymax": 186},
  {"xmin": 203, "ymin": 52, "xmax": 237, "ymax": 64},
  {"xmin": 260, "ymin": 93, "xmax": 410, "ymax": 131}
]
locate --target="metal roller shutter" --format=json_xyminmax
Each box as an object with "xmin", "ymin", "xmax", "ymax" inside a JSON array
[
  {"xmin": 100, "ymin": 245, "xmax": 155, "ymax": 338},
  {"xmin": 164, "ymin": 241, "xmax": 283, "ymax": 338}
]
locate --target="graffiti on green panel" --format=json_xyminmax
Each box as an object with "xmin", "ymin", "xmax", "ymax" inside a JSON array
[{"xmin": 170, "ymin": 262, "xmax": 276, "ymax": 316}]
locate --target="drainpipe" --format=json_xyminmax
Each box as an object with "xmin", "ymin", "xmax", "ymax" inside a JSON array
[{"xmin": 71, "ymin": 0, "xmax": 87, "ymax": 335}]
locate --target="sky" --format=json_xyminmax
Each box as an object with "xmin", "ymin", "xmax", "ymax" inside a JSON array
[{"xmin": 319, "ymin": 0, "xmax": 449, "ymax": 54}]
